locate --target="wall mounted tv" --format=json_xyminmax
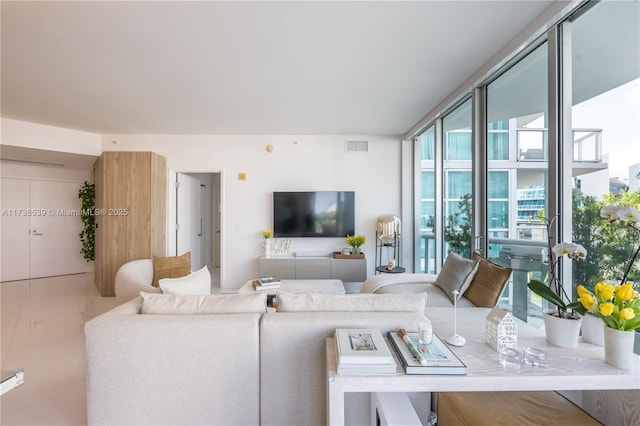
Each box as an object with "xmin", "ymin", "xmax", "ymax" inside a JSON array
[{"xmin": 273, "ymin": 191, "xmax": 355, "ymax": 238}]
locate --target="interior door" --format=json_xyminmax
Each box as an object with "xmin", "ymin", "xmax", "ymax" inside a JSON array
[
  {"xmin": 0, "ymin": 178, "xmax": 86, "ymax": 281},
  {"xmin": 0, "ymin": 178, "xmax": 31, "ymax": 281},
  {"xmin": 176, "ymin": 173, "xmax": 203, "ymax": 270},
  {"xmin": 29, "ymin": 180, "xmax": 86, "ymax": 278}
]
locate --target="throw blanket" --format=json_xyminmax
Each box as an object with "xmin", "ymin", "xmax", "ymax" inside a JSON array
[{"xmin": 360, "ymin": 273, "xmax": 438, "ymax": 294}]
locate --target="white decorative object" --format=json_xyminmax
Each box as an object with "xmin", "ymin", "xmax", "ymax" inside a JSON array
[
  {"xmin": 272, "ymin": 239, "xmax": 291, "ymax": 256},
  {"xmin": 445, "ymin": 290, "xmax": 466, "ymax": 346},
  {"xmin": 263, "ymin": 238, "xmax": 273, "ymax": 258},
  {"xmin": 485, "ymin": 307, "xmax": 518, "ymax": 351},
  {"xmin": 604, "ymin": 327, "xmax": 635, "ymax": 370},
  {"xmin": 581, "ymin": 312, "xmax": 604, "ymax": 346}
]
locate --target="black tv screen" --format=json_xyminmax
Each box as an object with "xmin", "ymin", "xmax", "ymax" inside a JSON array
[{"xmin": 273, "ymin": 191, "xmax": 355, "ymax": 238}]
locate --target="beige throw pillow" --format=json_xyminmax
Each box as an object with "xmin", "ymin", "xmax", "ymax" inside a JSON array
[
  {"xmin": 140, "ymin": 292, "xmax": 267, "ymax": 314},
  {"xmin": 152, "ymin": 252, "xmax": 191, "ymax": 287},
  {"xmin": 463, "ymin": 252, "xmax": 513, "ymax": 308},
  {"xmin": 159, "ymin": 265, "xmax": 211, "ymax": 296},
  {"xmin": 434, "ymin": 252, "xmax": 479, "ymax": 303}
]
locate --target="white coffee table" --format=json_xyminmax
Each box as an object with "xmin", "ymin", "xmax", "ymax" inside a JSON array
[{"xmin": 238, "ymin": 279, "xmax": 346, "ymax": 295}]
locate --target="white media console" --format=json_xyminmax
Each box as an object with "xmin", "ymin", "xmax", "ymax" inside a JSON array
[{"xmin": 259, "ymin": 255, "xmax": 366, "ymax": 282}]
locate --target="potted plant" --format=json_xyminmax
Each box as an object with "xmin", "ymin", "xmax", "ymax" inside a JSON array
[
  {"xmin": 78, "ymin": 181, "xmax": 95, "ymax": 262},
  {"xmin": 576, "ymin": 205, "xmax": 640, "ymax": 368},
  {"xmin": 526, "ymin": 213, "xmax": 587, "ymax": 348},
  {"xmin": 345, "ymin": 234, "xmax": 366, "ymax": 255}
]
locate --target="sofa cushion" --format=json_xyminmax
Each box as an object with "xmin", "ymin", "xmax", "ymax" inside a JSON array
[
  {"xmin": 434, "ymin": 252, "xmax": 479, "ymax": 303},
  {"xmin": 140, "ymin": 292, "xmax": 267, "ymax": 314},
  {"xmin": 152, "ymin": 251, "xmax": 191, "ymax": 287},
  {"xmin": 360, "ymin": 273, "xmax": 438, "ymax": 294},
  {"xmin": 276, "ymin": 292, "xmax": 426, "ymax": 313},
  {"xmin": 159, "ymin": 265, "xmax": 211, "ymax": 295},
  {"xmin": 463, "ymin": 252, "xmax": 513, "ymax": 308}
]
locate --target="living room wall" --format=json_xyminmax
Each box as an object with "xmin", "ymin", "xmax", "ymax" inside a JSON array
[{"xmin": 100, "ymin": 134, "xmax": 404, "ymax": 289}]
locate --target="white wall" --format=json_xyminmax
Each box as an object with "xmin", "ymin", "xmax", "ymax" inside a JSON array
[
  {"xmin": 1, "ymin": 118, "xmax": 101, "ymax": 155},
  {"xmin": 101, "ymin": 135, "xmax": 403, "ymax": 289}
]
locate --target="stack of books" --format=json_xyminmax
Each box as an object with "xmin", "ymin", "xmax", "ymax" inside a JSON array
[
  {"xmin": 253, "ymin": 276, "xmax": 281, "ymax": 291},
  {"xmin": 387, "ymin": 330, "xmax": 466, "ymax": 375},
  {"xmin": 334, "ymin": 328, "xmax": 397, "ymax": 375}
]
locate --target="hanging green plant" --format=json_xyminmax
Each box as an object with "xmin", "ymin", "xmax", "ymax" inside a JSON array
[{"xmin": 78, "ymin": 181, "xmax": 95, "ymax": 261}]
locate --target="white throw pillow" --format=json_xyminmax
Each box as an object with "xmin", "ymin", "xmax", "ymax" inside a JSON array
[
  {"xmin": 276, "ymin": 292, "xmax": 426, "ymax": 313},
  {"xmin": 159, "ymin": 265, "xmax": 211, "ymax": 295},
  {"xmin": 140, "ymin": 292, "xmax": 267, "ymax": 314},
  {"xmin": 433, "ymin": 252, "xmax": 479, "ymax": 303}
]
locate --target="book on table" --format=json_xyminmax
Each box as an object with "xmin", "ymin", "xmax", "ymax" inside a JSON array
[
  {"xmin": 334, "ymin": 328, "xmax": 397, "ymax": 375},
  {"xmin": 253, "ymin": 280, "xmax": 281, "ymax": 290},
  {"xmin": 257, "ymin": 276, "xmax": 281, "ymax": 285},
  {"xmin": 387, "ymin": 331, "xmax": 466, "ymax": 375}
]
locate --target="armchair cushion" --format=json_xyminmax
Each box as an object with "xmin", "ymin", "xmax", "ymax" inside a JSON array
[
  {"xmin": 159, "ymin": 265, "xmax": 211, "ymax": 295},
  {"xmin": 434, "ymin": 252, "xmax": 479, "ymax": 303},
  {"xmin": 463, "ymin": 252, "xmax": 513, "ymax": 308},
  {"xmin": 152, "ymin": 251, "xmax": 191, "ymax": 287}
]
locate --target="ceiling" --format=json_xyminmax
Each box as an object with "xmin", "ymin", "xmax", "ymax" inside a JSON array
[{"xmin": 1, "ymin": 1, "xmax": 560, "ymax": 136}]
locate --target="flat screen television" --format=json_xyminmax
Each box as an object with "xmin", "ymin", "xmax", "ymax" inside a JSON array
[{"xmin": 273, "ymin": 191, "xmax": 355, "ymax": 238}]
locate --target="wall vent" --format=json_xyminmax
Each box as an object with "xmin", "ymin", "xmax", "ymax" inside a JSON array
[{"xmin": 345, "ymin": 140, "xmax": 368, "ymax": 153}]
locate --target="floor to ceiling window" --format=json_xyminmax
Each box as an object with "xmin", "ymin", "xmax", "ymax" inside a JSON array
[
  {"xmin": 410, "ymin": 0, "xmax": 639, "ymax": 330},
  {"xmin": 417, "ymin": 125, "xmax": 436, "ymax": 274},
  {"xmin": 443, "ymin": 99, "xmax": 473, "ymax": 259},
  {"xmin": 485, "ymin": 42, "xmax": 549, "ymax": 321},
  {"xmin": 568, "ymin": 0, "xmax": 640, "ymax": 294}
]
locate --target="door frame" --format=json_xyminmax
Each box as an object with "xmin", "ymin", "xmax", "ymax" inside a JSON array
[{"xmin": 168, "ymin": 170, "xmax": 224, "ymax": 287}]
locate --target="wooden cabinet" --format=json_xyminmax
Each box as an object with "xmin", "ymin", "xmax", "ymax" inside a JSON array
[{"xmin": 94, "ymin": 151, "xmax": 166, "ymax": 296}]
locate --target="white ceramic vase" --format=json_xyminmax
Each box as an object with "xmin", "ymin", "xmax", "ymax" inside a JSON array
[
  {"xmin": 603, "ymin": 327, "xmax": 636, "ymax": 370},
  {"xmin": 581, "ymin": 312, "xmax": 604, "ymax": 346},
  {"xmin": 263, "ymin": 239, "xmax": 273, "ymax": 258},
  {"xmin": 543, "ymin": 309, "xmax": 582, "ymax": 348}
]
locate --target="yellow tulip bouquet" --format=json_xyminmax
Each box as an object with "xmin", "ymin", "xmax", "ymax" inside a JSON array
[
  {"xmin": 576, "ymin": 205, "xmax": 640, "ymax": 331},
  {"xmin": 261, "ymin": 229, "xmax": 273, "ymax": 239},
  {"xmin": 577, "ymin": 282, "xmax": 640, "ymax": 331}
]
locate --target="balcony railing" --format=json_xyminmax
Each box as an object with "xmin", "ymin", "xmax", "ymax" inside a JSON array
[{"xmin": 517, "ymin": 128, "xmax": 603, "ymax": 162}]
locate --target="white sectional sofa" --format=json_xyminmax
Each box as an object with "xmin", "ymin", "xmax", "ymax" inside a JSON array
[
  {"xmin": 90, "ymin": 251, "xmax": 514, "ymax": 425},
  {"xmin": 85, "ymin": 291, "xmax": 430, "ymax": 426}
]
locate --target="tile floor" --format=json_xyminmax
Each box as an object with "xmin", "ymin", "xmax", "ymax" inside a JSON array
[
  {"xmin": 0, "ymin": 272, "xmax": 358, "ymax": 425},
  {"xmin": 1, "ymin": 273, "xmax": 120, "ymax": 426}
]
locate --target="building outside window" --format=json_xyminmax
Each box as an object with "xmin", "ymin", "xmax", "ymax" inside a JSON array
[{"xmin": 413, "ymin": 0, "xmax": 639, "ymax": 325}]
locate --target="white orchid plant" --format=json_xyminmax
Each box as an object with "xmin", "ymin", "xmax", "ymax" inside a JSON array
[
  {"xmin": 599, "ymin": 205, "xmax": 640, "ymax": 286},
  {"xmin": 526, "ymin": 213, "xmax": 587, "ymax": 319}
]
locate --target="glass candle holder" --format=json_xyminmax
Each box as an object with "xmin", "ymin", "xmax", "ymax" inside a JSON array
[
  {"xmin": 498, "ymin": 347, "xmax": 523, "ymax": 369},
  {"xmin": 523, "ymin": 347, "xmax": 548, "ymax": 368}
]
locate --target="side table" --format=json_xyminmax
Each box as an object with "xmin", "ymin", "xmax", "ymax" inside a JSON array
[{"xmin": 375, "ymin": 266, "xmax": 406, "ymax": 274}]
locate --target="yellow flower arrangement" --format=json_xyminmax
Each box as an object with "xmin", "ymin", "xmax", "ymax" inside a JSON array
[
  {"xmin": 345, "ymin": 234, "xmax": 366, "ymax": 251},
  {"xmin": 261, "ymin": 229, "xmax": 273, "ymax": 239},
  {"xmin": 577, "ymin": 282, "xmax": 640, "ymax": 331}
]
